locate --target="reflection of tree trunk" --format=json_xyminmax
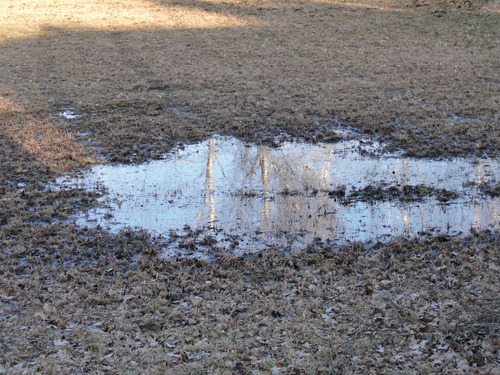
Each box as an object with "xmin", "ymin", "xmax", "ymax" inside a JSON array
[
  {"xmin": 386, "ymin": 201, "xmax": 392, "ymax": 235},
  {"xmin": 472, "ymin": 160, "xmax": 485, "ymax": 229},
  {"xmin": 402, "ymin": 205, "xmax": 410, "ymax": 235},
  {"xmin": 475, "ymin": 160, "xmax": 485, "ymax": 184},
  {"xmin": 391, "ymin": 159, "xmax": 409, "ymax": 186},
  {"xmin": 401, "ymin": 159, "xmax": 408, "ymax": 186},
  {"xmin": 472, "ymin": 199, "xmax": 499, "ymax": 231},
  {"xmin": 392, "ymin": 159, "xmax": 408, "ymax": 185},
  {"xmin": 388, "ymin": 159, "xmax": 410, "ymax": 234},
  {"xmin": 244, "ymin": 143, "xmax": 347, "ymax": 243},
  {"xmin": 492, "ymin": 201, "xmax": 499, "ymax": 228},
  {"xmin": 316, "ymin": 144, "xmax": 337, "ymax": 240},
  {"xmin": 206, "ymin": 138, "xmax": 216, "ymax": 229},
  {"xmin": 472, "ymin": 196, "xmax": 480, "ymax": 231},
  {"xmin": 472, "ymin": 160, "xmax": 499, "ymax": 230},
  {"xmin": 401, "ymin": 161, "xmax": 410, "ymax": 234},
  {"xmin": 320, "ymin": 145, "xmax": 334, "ymax": 190},
  {"xmin": 259, "ymin": 146, "xmax": 270, "ymax": 222},
  {"xmin": 385, "ymin": 201, "xmax": 410, "ymax": 236}
]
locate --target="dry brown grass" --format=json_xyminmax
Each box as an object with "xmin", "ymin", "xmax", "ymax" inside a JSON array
[
  {"xmin": 1, "ymin": 0, "xmax": 499, "ymax": 165},
  {"xmin": 0, "ymin": 0, "xmax": 257, "ymax": 43},
  {"xmin": 0, "ymin": 1, "xmax": 499, "ymax": 373},
  {"xmin": 3, "ymin": 114, "xmax": 95, "ymax": 170}
]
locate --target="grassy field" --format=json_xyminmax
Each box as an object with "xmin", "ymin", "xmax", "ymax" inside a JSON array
[
  {"xmin": 1, "ymin": 0, "xmax": 499, "ymax": 166},
  {"xmin": 1, "ymin": 0, "xmax": 499, "ymax": 373}
]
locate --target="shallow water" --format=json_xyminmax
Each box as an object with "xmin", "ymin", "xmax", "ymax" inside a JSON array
[
  {"xmin": 57, "ymin": 137, "xmax": 500, "ymax": 255},
  {"xmin": 56, "ymin": 109, "xmax": 82, "ymax": 119}
]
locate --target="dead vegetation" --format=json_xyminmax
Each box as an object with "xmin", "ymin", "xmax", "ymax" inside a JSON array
[
  {"xmin": 0, "ymin": 0, "xmax": 499, "ymax": 373},
  {"xmin": 348, "ymin": 183, "xmax": 459, "ymax": 202},
  {"xmin": 1, "ymin": 0, "xmax": 499, "ymax": 164},
  {"xmin": 1, "ymin": 225, "xmax": 499, "ymax": 374}
]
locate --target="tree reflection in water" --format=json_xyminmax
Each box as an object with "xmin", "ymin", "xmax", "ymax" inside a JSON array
[{"xmin": 58, "ymin": 137, "xmax": 500, "ymax": 253}]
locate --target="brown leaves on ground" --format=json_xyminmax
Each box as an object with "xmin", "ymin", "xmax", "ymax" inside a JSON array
[
  {"xmin": 0, "ymin": 1, "xmax": 498, "ymax": 374},
  {"xmin": 1, "ymin": 228, "xmax": 498, "ymax": 374}
]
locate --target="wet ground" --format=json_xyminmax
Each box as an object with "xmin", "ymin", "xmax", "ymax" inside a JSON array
[
  {"xmin": 2, "ymin": 2, "xmax": 499, "ymax": 373},
  {"xmin": 56, "ymin": 137, "xmax": 500, "ymax": 256}
]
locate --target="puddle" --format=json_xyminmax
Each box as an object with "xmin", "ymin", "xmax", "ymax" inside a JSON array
[
  {"xmin": 57, "ymin": 137, "xmax": 500, "ymax": 256},
  {"xmin": 56, "ymin": 109, "xmax": 82, "ymax": 119}
]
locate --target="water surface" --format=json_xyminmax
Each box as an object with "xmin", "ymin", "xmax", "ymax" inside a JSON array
[{"xmin": 57, "ymin": 137, "xmax": 500, "ymax": 255}]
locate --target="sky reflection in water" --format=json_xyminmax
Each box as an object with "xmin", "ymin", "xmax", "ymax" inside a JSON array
[{"xmin": 58, "ymin": 137, "xmax": 500, "ymax": 254}]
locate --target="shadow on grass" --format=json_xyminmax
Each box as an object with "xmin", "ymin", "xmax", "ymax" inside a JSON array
[{"xmin": 0, "ymin": 0, "xmax": 498, "ymax": 170}]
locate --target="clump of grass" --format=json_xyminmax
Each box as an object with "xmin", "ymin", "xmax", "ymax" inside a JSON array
[
  {"xmin": 348, "ymin": 183, "xmax": 459, "ymax": 202},
  {"xmin": 328, "ymin": 185, "xmax": 347, "ymax": 198},
  {"xmin": 479, "ymin": 182, "xmax": 500, "ymax": 197}
]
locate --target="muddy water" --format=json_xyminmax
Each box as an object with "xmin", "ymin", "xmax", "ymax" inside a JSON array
[{"xmin": 57, "ymin": 137, "xmax": 499, "ymax": 255}]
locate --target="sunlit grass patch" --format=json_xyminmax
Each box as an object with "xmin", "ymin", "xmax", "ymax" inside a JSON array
[
  {"xmin": 0, "ymin": 0, "xmax": 259, "ymax": 43},
  {"xmin": 3, "ymin": 114, "xmax": 96, "ymax": 170}
]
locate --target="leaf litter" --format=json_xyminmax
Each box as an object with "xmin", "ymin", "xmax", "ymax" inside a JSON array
[
  {"xmin": 1, "ymin": 0, "xmax": 499, "ymax": 373},
  {"xmin": 1, "ymin": 226, "xmax": 499, "ymax": 374}
]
